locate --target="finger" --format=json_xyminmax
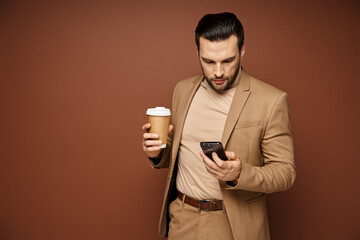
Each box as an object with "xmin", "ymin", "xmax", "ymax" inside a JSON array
[
  {"xmin": 142, "ymin": 123, "xmax": 151, "ymax": 131},
  {"xmin": 203, "ymin": 162, "xmax": 222, "ymax": 179},
  {"xmin": 225, "ymin": 151, "xmax": 236, "ymax": 160},
  {"xmin": 200, "ymin": 151, "xmax": 220, "ymax": 171},
  {"xmin": 143, "ymin": 140, "xmax": 162, "ymax": 147},
  {"xmin": 212, "ymin": 152, "xmax": 226, "ymax": 168},
  {"xmin": 145, "ymin": 146, "xmax": 162, "ymax": 152},
  {"xmin": 143, "ymin": 132, "xmax": 159, "ymax": 140}
]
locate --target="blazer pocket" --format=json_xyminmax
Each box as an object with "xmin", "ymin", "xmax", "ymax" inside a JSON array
[{"xmin": 235, "ymin": 120, "xmax": 260, "ymax": 129}]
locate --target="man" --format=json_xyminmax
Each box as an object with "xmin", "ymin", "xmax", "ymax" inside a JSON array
[{"xmin": 142, "ymin": 12, "xmax": 296, "ymax": 240}]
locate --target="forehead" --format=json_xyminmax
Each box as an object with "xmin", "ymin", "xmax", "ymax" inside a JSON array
[{"xmin": 199, "ymin": 35, "xmax": 239, "ymax": 60}]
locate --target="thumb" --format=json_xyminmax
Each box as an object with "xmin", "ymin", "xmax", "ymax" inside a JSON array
[
  {"xmin": 225, "ymin": 151, "xmax": 236, "ymax": 160},
  {"xmin": 168, "ymin": 124, "xmax": 174, "ymax": 133}
]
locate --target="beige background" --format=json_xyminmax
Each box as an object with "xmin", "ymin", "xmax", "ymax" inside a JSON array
[{"xmin": 0, "ymin": 0, "xmax": 359, "ymax": 239}]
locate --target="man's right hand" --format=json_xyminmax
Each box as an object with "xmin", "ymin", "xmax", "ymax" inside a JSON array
[{"xmin": 142, "ymin": 123, "xmax": 173, "ymax": 158}]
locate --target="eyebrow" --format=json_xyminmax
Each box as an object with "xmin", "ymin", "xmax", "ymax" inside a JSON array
[{"xmin": 201, "ymin": 56, "xmax": 236, "ymax": 62}]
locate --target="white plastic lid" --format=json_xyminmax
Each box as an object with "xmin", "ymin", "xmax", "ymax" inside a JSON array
[{"xmin": 146, "ymin": 107, "xmax": 171, "ymax": 116}]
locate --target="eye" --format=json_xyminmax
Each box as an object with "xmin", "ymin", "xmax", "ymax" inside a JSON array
[
  {"xmin": 201, "ymin": 58, "xmax": 214, "ymax": 64},
  {"xmin": 223, "ymin": 59, "xmax": 234, "ymax": 63},
  {"xmin": 204, "ymin": 60, "xmax": 214, "ymax": 64}
]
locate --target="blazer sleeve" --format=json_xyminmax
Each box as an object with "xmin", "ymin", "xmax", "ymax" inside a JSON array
[
  {"xmin": 227, "ymin": 92, "xmax": 296, "ymax": 193},
  {"xmin": 148, "ymin": 82, "xmax": 180, "ymax": 169}
]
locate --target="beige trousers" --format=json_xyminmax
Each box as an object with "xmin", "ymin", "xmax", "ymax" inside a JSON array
[{"xmin": 168, "ymin": 196, "xmax": 234, "ymax": 240}]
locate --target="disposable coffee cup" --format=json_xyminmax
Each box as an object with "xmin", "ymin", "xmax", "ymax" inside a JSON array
[{"xmin": 146, "ymin": 107, "xmax": 171, "ymax": 149}]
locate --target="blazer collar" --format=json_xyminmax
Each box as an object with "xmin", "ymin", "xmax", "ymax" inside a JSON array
[
  {"xmin": 237, "ymin": 69, "xmax": 250, "ymax": 91},
  {"xmin": 221, "ymin": 70, "xmax": 251, "ymax": 147}
]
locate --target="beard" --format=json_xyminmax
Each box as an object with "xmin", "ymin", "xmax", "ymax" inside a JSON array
[{"xmin": 200, "ymin": 63, "xmax": 241, "ymax": 92}]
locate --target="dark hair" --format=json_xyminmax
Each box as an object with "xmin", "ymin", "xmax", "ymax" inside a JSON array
[{"xmin": 195, "ymin": 12, "xmax": 244, "ymax": 52}]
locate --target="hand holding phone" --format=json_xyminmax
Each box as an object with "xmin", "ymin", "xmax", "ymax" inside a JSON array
[
  {"xmin": 200, "ymin": 141, "xmax": 227, "ymax": 161},
  {"xmin": 200, "ymin": 142, "xmax": 242, "ymax": 184}
]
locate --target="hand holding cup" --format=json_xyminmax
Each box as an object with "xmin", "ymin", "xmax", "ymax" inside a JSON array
[
  {"xmin": 142, "ymin": 107, "xmax": 172, "ymax": 158},
  {"xmin": 142, "ymin": 123, "xmax": 173, "ymax": 158}
]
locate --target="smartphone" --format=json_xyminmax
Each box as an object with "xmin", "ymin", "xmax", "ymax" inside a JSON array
[{"xmin": 200, "ymin": 141, "xmax": 227, "ymax": 161}]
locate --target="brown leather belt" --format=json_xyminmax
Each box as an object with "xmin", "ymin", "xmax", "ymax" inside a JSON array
[{"xmin": 177, "ymin": 192, "xmax": 223, "ymax": 211}]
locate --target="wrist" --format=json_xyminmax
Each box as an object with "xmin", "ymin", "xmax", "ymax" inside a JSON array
[
  {"xmin": 226, "ymin": 173, "xmax": 240, "ymax": 187},
  {"xmin": 231, "ymin": 174, "xmax": 240, "ymax": 184},
  {"xmin": 148, "ymin": 150, "xmax": 164, "ymax": 163},
  {"xmin": 226, "ymin": 159, "xmax": 242, "ymax": 187}
]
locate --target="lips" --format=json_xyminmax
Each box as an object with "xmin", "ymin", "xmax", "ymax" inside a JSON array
[{"xmin": 213, "ymin": 79, "xmax": 226, "ymax": 85}]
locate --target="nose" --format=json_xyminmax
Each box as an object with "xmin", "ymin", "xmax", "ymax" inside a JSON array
[{"xmin": 214, "ymin": 63, "xmax": 224, "ymax": 78}]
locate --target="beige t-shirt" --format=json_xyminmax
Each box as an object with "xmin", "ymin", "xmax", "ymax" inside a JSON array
[{"xmin": 176, "ymin": 71, "xmax": 241, "ymax": 200}]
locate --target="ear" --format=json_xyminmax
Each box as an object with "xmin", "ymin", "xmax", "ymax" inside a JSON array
[{"xmin": 240, "ymin": 44, "xmax": 245, "ymax": 59}]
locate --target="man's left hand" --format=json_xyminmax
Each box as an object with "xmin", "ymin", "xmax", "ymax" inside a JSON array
[{"xmin": 200, "ymin": 151, "xmax": 242, "ymax": 182}]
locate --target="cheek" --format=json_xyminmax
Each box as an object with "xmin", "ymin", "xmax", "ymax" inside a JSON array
[
  {"xmin": 224, "ymin": 64, "xmax": 235, "ymax": 75},
  {"xmin": 229, "ymin": 63, "xmax": 239, "ymax": 75},
  {"xmin": 202, "ymin": 65, "xmax": 213, "ymax": 75}
]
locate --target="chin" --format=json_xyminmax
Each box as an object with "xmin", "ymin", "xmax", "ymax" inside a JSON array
[
  {"xmin": 211, "ymin": 85, "xmax": 227, "ymax": 92},
  {"xmin": 211, "ymin": 82, "xmax": 229, "ymax": 91}
]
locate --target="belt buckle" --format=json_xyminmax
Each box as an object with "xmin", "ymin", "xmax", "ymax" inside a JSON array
[{"xmin": 198, "ymin": 199, "xmax": 212, "ymax": 211}]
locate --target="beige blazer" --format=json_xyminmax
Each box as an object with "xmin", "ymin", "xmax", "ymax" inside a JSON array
[{"xmin": 151, "ymin": 70, "xmax": 296, "ymax": 240}]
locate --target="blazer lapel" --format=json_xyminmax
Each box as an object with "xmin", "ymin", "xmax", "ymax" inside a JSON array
[
  {"xmin": 222, "ymin": 71, "xmax": 251, "ymax": 147},
  {"xmin": 171, "ymin": 75, "xmax": 203, "ymax": 162}
]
